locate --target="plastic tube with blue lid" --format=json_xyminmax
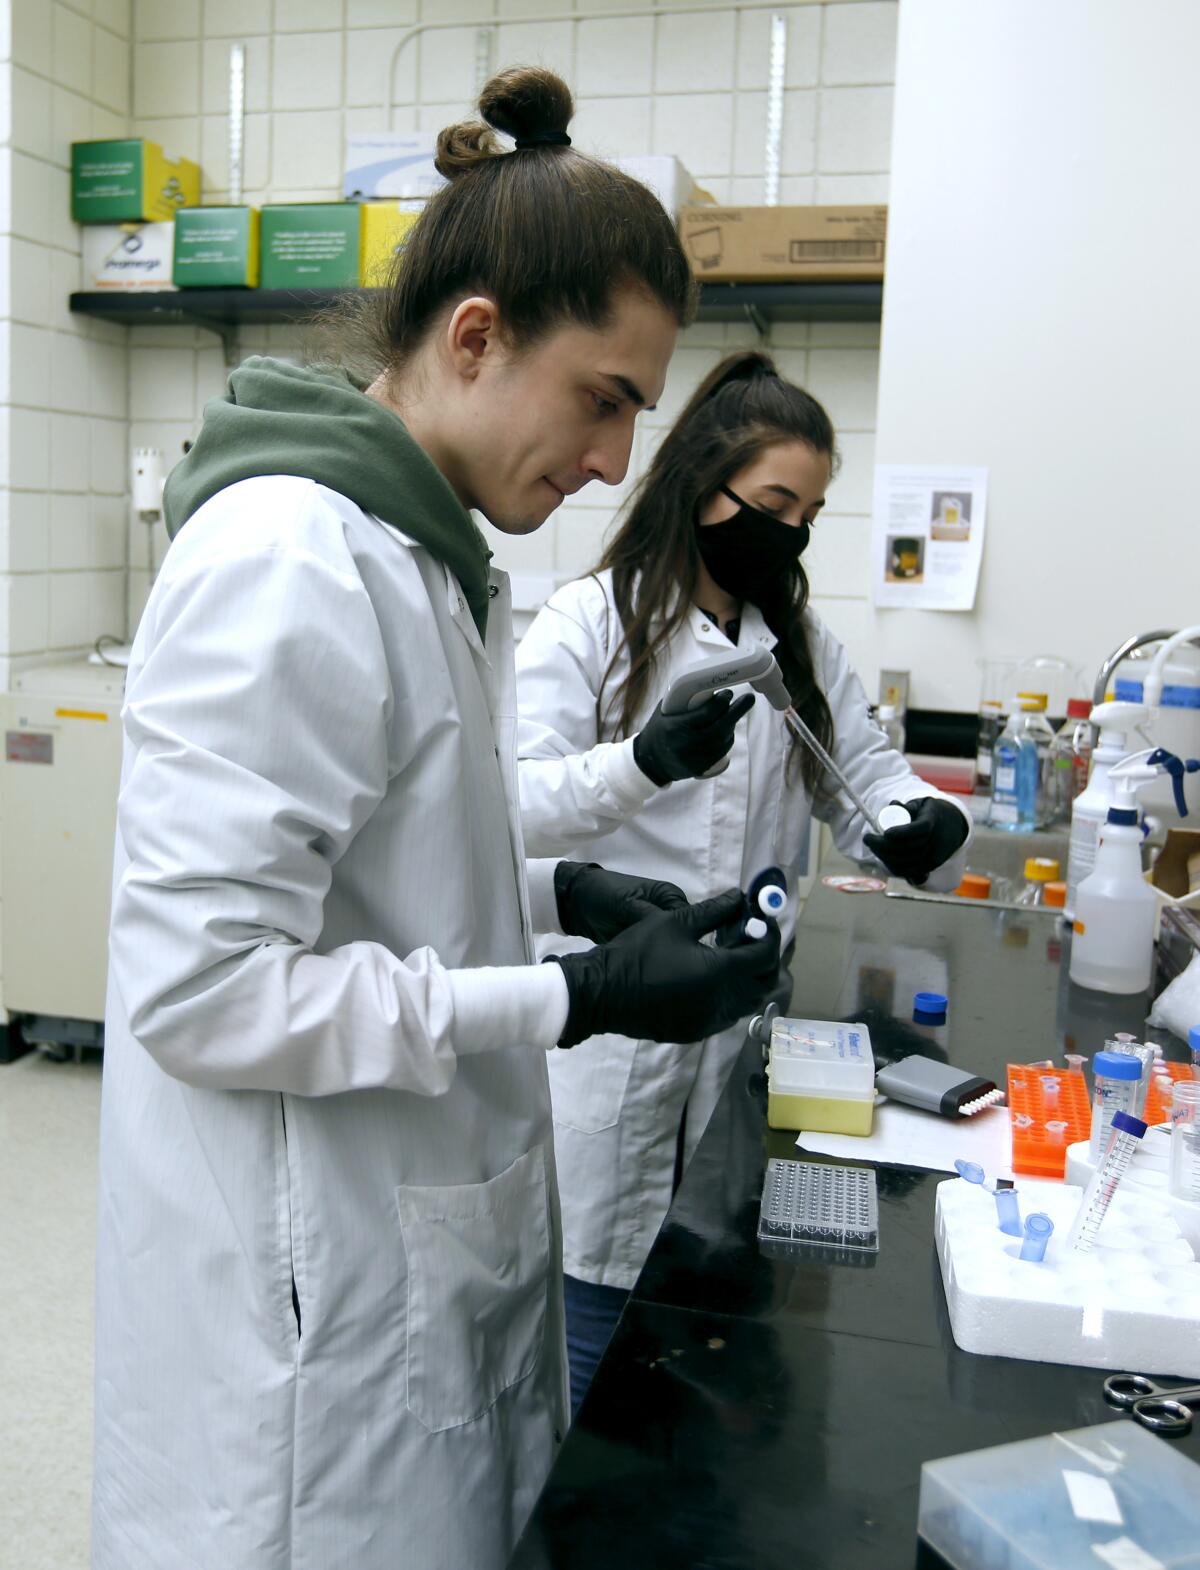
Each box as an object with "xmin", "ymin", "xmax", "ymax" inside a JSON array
[
  {"xmin": 993, "ymin": 1187, "xmax": 1022, "ymax": 1236},
  {"xmin": 1019, "ymin": 1212, "xmax": 1054, "ymax": 1262}
]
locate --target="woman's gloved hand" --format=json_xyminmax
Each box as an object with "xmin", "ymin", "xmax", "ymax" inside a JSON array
[
  {"xmin": 862, "ymin": 797, "xmax": 969, "ymax": 887},
  {"xmin": 550, "ymin": 888, "xmax": 781, "ymax": 1048},
  {"xmin": 554, "ymin": 860, "xmax": 688, "ymax": 945},
  {"xmin": 633, "ymin": 690, "xmax": 756, "ymax": 786}
]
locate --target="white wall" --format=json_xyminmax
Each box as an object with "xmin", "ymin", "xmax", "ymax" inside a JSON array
[
  {"xmin": 871, "ymin": 0, "xmax": 1200, "ymax": 712},
  {"xmin": 0, "ymin": 0, "xmax": 131, "ymax": 688},
  {"xmin": 123, "ymin": 0, "xmax": 897, "ymax": 652}
]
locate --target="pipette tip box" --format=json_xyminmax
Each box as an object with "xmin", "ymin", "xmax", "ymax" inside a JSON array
[{"xmin": 919, "ymin": 1422, "xmax": 1200, "ymax": 1570}]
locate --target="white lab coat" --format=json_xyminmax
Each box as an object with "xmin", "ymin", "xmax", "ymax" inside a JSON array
[
  {"xmin": 516, "ymin": 569, "xmax": 971, "ymax": 1289},
  {"xmin": 93, "ymin": 477, "xmax": 571, "ymax": 1570}
]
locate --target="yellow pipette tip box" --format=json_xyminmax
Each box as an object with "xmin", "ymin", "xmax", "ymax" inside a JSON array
[{"xmin": 766, "ymin": 1017, "xmax": 876, "ymax": 1136}]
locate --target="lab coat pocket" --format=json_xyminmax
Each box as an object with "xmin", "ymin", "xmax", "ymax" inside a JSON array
[
  {"xmin": 396, "ymin": 1145, "xmax": 550, "ymax": 1433},
  {"xmin": 548, "ymin": 1031, "xmax": 640, "ymax": 1133}
]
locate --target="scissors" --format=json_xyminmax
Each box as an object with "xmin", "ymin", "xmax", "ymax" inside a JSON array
[{"xmin": 1103, "ymin": 1373, "xmax": 1200, "ymax": 1436}]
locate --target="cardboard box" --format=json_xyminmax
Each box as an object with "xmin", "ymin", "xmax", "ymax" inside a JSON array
[
  {"xmin": 82, "ymin": 222, "xmax": 176, "ymax": 291},
  {"xmin": 72, "ymin": 138, "xmax": 200, "ymax": 224},
  {"xmin": 173, "ymin": 207, "xmax": 260, "ymax": 288},
  {"xmin": 260, "ymin": 204, "xmax": 361, "ymax": 289},
  {"xmin": 679, "ymin": 205, "xmax": 887, "ymax": 282},
  {"xmin": 614, "ymin": 156, "xmax": 712, "ymax": 218},
  {"xmin": 359, "ymin": 202, "xmax": 422, "ymax": 287},
  {"xmin": 343, "ymin": 133, "xmax": 444, "ymax": 202}
]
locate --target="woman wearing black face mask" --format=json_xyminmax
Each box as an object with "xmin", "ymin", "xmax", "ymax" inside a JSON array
[{"xmin": 515, "ymin": 352, "xmax": 972, "ymax": 1413}]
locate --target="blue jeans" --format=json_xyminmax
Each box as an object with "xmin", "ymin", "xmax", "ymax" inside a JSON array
[{"xmin": 563, "ymin": 1273, "xmax": 629, "ymax": 1418}]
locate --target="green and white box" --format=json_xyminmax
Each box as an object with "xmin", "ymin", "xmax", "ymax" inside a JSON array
[
  {"xmin": 173, "ymin": 207, "xmax": 260, "ymax": 288},
  {"xmin": 83, "ymin": 222, "xmax": 176, "ymax": 291},
  {"xmin": 71, "ymin": 138, "xmax": 200, "ymax": 224},
  {"xmin": 260, "ymin": 205, "xmax": 361, "ymax": 289}
]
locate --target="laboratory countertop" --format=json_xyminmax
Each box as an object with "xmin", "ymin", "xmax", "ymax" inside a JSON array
[{"xmin": 509, "ymin": 863, "xmax": 1200, "ymax": 1570}]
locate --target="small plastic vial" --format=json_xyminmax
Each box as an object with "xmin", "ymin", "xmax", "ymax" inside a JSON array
[
  {"xmin": 1168, "ymin": 1082, "xmax": 1200, "ymax": 1205},
  {"xmin": 1088, "ymin": 1050, "xmax": 1142, "ymax": 1164},
  {"xmin": 1020, "ymin": 1212, "xmax": 1054, "ymax": 1262}
]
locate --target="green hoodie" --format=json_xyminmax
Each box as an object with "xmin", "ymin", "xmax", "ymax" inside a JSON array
[{"xmin": 163, "ymin": 356, "xmax": 493, "ymax": 639}]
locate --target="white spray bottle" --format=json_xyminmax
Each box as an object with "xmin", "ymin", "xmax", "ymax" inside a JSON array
[
  {"xmin": 1068, "ymin": 749, "xmax": 1165, "ymax": 995},
  {"xmin": 1064, "ymin": 699, "xmax": 1148, "ymax": 918}
]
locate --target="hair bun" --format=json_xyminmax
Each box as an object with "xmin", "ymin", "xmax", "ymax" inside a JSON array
[
  {"xmin": 480, "ymin": 65, "xmax": 574, "ymax": 144},
  {"xmin": 434, "ymin": 65, "xmax": 575, "ymax": 181}
]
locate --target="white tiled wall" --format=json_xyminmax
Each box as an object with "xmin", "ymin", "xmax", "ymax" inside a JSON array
[
  {"xmin": 0, "ymin": 0, "xmax": 132, "ymax": 684},
  {"xmin": 0, "ymin": 0, "xmax": 888, "ymax": 666}
]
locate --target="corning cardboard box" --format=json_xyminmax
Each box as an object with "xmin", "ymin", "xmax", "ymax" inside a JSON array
[
  {"xmin": 82, "ymin": 222, "xmax": 176, "ymax": 290},
  {"xmin": 173, "ymin": 207, "xmax": 260, "ymax": 288},
  {"xmin": 679, "ymin": 205, "xmax": 887, "ymax": 282},
  {"xmin": 72, "ymin": 138, "xmax": 199, "ymax": 224},
  {"xmin": 359, "ymin": 202, "xmax": 422, "ymax": 287},
  {"xmin": 260, "ymin": 204, "xmax": 361, "ymax": 289}
]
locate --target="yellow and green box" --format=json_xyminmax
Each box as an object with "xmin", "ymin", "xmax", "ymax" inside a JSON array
[
  {"xmin": 359, "ymin": 201, "xmax": 422, "ymax": 286},
  {"xmin": 71, "ymin": 138, "xmax": 200, "ymax": 224},
  {"xmin": 173, "ymin": 207, "xmax": 260, "ymax": 288},
  {"xmin": 260, "ymin": 204, "xmax": 362, "ymax": 289}
]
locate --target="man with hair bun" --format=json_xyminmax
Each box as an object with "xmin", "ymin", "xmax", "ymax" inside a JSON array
[{"xmin": 92, "ymin": 67, "xmax": 779, "ymax": 1570}]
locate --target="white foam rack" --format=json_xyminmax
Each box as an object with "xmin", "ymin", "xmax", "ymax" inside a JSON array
[{"xmin": 935, "ymin": 1176, "xmax": 1200, "ymax": 1379}]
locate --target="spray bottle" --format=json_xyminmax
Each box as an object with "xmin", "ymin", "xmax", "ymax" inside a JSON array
[
  {"xmin": 1064, "ymin": 700, "xmax": 1148, "ymax": 918},
  {"xmin": 1068, "ymin": 749, "xmax": 1184, "ymax": 995}
]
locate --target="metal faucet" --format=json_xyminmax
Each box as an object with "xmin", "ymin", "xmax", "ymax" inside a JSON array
[{"xmin": 1093, "ymin": 630, "xmax": 1177, "ymax": 707}]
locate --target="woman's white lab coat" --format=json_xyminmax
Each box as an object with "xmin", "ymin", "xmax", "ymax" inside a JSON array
[
  {"xmin": 516, "ymin": 569, "xmax": 971, "ymax": 1290},
  {"xmin": 93, "ymin": 477, "xmax": 570, "ymax": 1570}
]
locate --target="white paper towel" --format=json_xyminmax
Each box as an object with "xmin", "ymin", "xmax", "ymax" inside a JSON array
[{"xmin": 797, "ymin": 1098, "xmax": 1014, "ymax": 1181}]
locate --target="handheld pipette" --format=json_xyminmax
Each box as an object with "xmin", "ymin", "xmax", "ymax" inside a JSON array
[{"xmin": 663, "ymin": 648, "xmax": 892, "ymax": 836}]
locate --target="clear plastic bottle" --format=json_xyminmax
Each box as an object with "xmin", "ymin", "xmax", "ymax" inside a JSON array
[
  {"xmin": 1087, "ymin": 1049, "xmax": 1142, "ymax": 1163},
  {"xmin": 1014, "ymin": 856, "xmax": 1062, "ymax": 906},
  {"xmin": 1046, "ymin": 699, "xmax": 1093, "ymax": 825},
  {"xmin": 1065, "ymin": 700, "xmax": 1148, "ymax": 918},
  {"xmin": 988, "ymin": 699, "xmax": 1042, "ymax": 831},
  {"xmin": 975, "ymin": 699, "xmax": 1006, "ymax": 795},
  {"xmin": 1015, "ymin": 694, "xmax": 1055, "ymax": 825},
  {"xmin": 1168, "ymin": 1081, "xmax": 1200, "ymax": 1204}
]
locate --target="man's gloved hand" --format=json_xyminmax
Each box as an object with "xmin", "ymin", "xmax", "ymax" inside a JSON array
[
  {"xmin": 863, "ymin": 797, "xmax": 969, "ymax": 887},
  {"xmin": 633, "ymin": 690, "xmax": 756, "ymax": 786},
  {"xmin": 554, "ymin": 860, "xmax": 688, "ymax": 946},
  {"xmin": 550, "ymin": 888, "xmax": 781, "ymax": 1048}
]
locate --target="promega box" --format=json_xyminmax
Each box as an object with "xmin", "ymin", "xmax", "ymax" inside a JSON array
[
  {"xmin": 260, "ymin": 204, "xmax": 361, "ymax": 289},
  {"xmin": 679, "ymin": 205, "xmax": 887, "ymax": 282},
  {"xmin": 72, "ymin": 138, "xmax": 199, "ymax": 224},
  {"xmin": 82, "ymin": 222, "xmax": 176, "ymax": 291},
  {"xmin": 173, "ymin": 207, "xmax": 260, "ymax": 288}
]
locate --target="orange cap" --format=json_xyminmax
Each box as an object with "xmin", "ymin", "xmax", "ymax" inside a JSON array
[
  {"xmin": 956, "ymin": 873, "xmax": 992, "ymax": 899},
  {"xmin": 1043, "ymin": 881, "xmax": 1067, "ymax": 908}
]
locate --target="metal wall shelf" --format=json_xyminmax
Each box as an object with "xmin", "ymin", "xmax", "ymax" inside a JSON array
[{"xmin": 70, "ymin": 280, "xmax": 882, "ymax": 360}]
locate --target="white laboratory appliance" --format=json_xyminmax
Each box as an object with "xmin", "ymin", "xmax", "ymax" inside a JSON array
[{"xmin": 1, "ymin": 660, "xmax": 125, "ymax": 1035}]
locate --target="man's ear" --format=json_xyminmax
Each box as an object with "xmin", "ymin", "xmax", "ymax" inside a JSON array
[{"xmin": 445, "ymin": 295, "xmax": 500, "ymax": 383}]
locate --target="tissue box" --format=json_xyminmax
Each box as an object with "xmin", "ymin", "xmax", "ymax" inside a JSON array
[
  {"xmin": 82, "ymin": 222, "xmax": 176, "ymax": 290},
  {"xmin": 359, "ymin": 202, "xmax": 422, "ymax": 286},
  {"xmin": 72, "ymin": 138, "xmax": 200, "ymax": 224},
  {"xmin": 343, "ymin": 133, "xmax": 443, "ymax": 202},
  {"xmin": 173, "ymin": 207, "xmax": 260, "ymax": 288},
  {"xmin": 260, "ymin": 204, "xmax": 361, "ymax": 289},
  {"xmin": 613, "ymin": 156, "xmax": 712, "ymax": 218}
]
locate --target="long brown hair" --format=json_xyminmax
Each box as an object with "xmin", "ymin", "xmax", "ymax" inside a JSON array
[
  {"xmin": 329, "ymin": 66, "xmax": 695, "ymax": 375},
  {"xmin": 597, "ymin": 351, "xmax": 839, "ymax": 793}
]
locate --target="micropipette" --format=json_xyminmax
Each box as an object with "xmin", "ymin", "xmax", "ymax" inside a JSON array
[{"xmin": 664, "ymin": 649, "xmax": 891, "ymax": 835}]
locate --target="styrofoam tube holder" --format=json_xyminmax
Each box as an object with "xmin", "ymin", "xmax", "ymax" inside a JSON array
[{"xmin": 935, "ymin": 1176, "xmax": 1200, "ymax": 1378}]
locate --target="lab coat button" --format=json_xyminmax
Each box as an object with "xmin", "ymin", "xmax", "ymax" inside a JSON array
[{"xmin": 700, "ymin": 623, "xmax": 711, "ymax": 632}]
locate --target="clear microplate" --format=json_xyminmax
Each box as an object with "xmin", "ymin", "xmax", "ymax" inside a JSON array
[{"xmin": 757, "ymin": 1158, "xmax": 879, "ymax": 1254}]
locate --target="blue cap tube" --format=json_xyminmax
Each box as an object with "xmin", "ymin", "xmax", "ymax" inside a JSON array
[
  {"xmin": 993, "ymin": 1186, "xmax": 1022, "ymax": 1236},
  {"xmin": 954, "ymin": 1159, "xmax": 985, "ymax": 1185},
  {"xmin": 1019, "ymin": 1212, "xmax": 1054, "ymax": 1262}
]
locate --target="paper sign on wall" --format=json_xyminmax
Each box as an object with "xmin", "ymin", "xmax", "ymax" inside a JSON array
[{"xmin": 871, "ymin": 465, "xmax": 988, "ymax": 611}]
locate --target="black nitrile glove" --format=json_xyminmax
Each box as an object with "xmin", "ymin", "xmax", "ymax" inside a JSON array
[
  {"xmin": 554, "ymin": 860, "xmax": 689, "ymax": 945},
  {"xmin": 550, "ymin": 888, "xmax": 781, "ymax": 1048},
  {"xmin": 632, "ymin": 690, "xmax": 756, "ymax": 786},
  {"xmin": 862, "ymin": 797, "xmax": 969, "ymax": 886}
]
